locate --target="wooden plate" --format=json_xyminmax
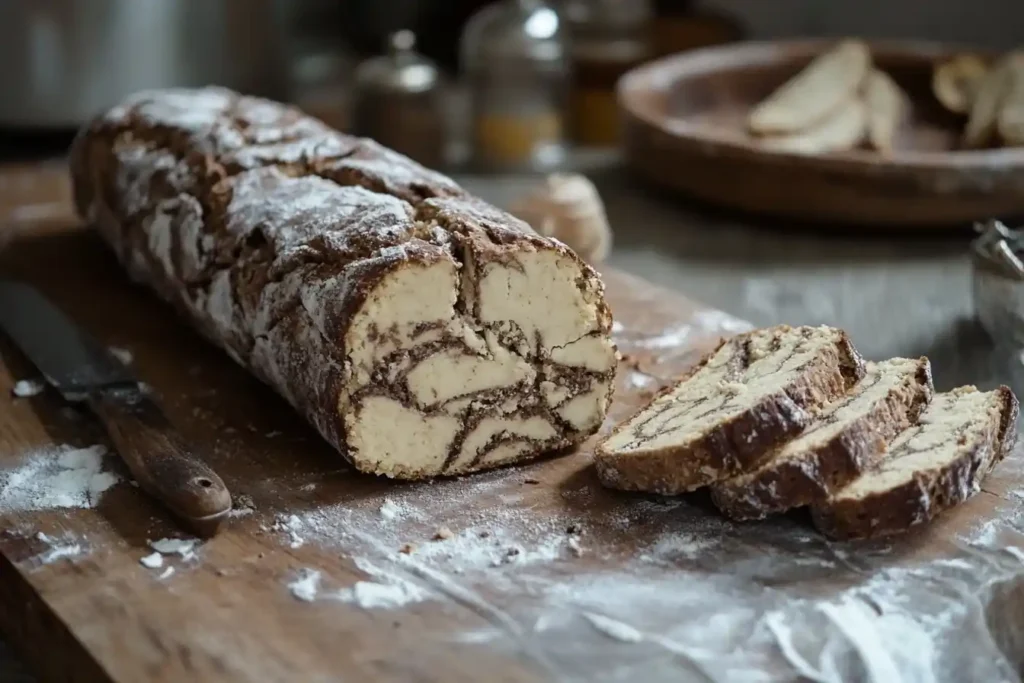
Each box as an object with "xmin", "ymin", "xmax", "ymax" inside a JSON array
[{"xmin": 619, "ymin": 40, "xmax": 1024, "ymax": 227}]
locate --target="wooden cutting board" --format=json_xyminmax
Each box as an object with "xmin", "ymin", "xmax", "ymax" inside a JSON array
[{"xmin": 1, "ymin": 166, "xmax": 1024, "ymax": 683}]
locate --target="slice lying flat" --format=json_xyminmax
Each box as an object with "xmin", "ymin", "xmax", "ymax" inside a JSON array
[
  {"xmin": 595, "ymin": 325, "xmax": 865, "ymax": 494},
  {"xmin": 711, "ymin": 357, "xmax": 933, "ymax": 521},
  {"xmin": 812, "ymin": 385, "xmax": 1019, "ymax": 540}
]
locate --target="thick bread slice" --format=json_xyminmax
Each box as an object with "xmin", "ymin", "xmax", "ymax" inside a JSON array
[
  {"xmin": 811, "ymin": 385, "xmax": 1019, "ymax": 540},
  {"xmin": 595, "ymin": 325, "xmax": 865, "ymax": 494},
  {"xmin": 710, "ymin": 357, "xmax": 933, "ymax": 521},
  {"xmin": 748, "ymin": 40, "xmax": 871, "ymax": 136}
]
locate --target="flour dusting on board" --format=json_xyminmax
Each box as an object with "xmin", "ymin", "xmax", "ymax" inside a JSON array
[{"xmin": 0, "ymin": 445, "xmax": 120, "ymax": 511}]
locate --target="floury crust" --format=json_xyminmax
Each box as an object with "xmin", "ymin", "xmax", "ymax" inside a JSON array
[{"xmin": 70, "ymin": 87, "xmax": 617, "ymax": 479}]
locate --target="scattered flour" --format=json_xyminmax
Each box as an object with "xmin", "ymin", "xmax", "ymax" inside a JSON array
[
  {"xmin": 584, "ymin": 613, "xmax": 644, "ymax": 643},
  {"xmin": 288, "ymin": 569, "xmax": 321, "ymax": 602},
  {"xmin": 339, "ymin": 579, "xmax": 430, "ymax": 610},
  {"xmin": 140, "ymin": 552, "xmax": 164, "ymax": 569},
  {"xmin": 336, "ymin": 556, "xmax": 432, "ymax": 609},
  {"xmin": 272, "ymin": 514, "xmax": 305, "ymax": 548},
  {"xmin": 11, "ymin": 378, "xmax": 45, "ymax": 398},
  {"xmin": 149, "ymin": 538, "xmax": 197, "ymax": 560},
  {"xmin": 378, "ymin": 498, "xmax": 409, "ymax": 521},
  {"xmin": 0, "ymin": 445, "xmax": 120, "ymax": 511},
  {"xmin": 37, "ymin": 542, "xmax": 81, "ymax": 565},
  {"xmin": 29, "ymin": 532, "xmax": 84, "ymax": 565}
]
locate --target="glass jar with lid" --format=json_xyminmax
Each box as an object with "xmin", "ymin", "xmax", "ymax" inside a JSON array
[
  {"xmin": 352, "ymin": 30, "xmax": 446, "ymax": 168},
  {"xmin": 461, "ymin": 0, "xmax": 568, "ymax": 172}
]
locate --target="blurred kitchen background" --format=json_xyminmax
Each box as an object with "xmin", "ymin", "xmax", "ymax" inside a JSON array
[
  {"xmin": 0, "ymin": 0, "xmax": 1022, "ymax": 413},
  {"xmin": 0, "ymin": 0, "xmax": 1021, "ymax": 162}
]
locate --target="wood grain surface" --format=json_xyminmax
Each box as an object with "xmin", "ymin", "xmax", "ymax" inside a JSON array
[
  {"xmin": 619, "ymin": 40, "xmax": 1024, "ymax": 227},
  {"xmin": 2, "ymin": 166, "xmax": 1024, "ymax": 683}
]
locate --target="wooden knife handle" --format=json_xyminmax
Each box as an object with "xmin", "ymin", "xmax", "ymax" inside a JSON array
[{"xmin": 89, "ymin": 386, "xmax": 232, "ymax": 537}]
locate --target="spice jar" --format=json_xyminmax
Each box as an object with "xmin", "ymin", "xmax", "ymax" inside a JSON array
[
  {"xmin": 352, "ymin": 31, "xmax": 446, "ymax": 168},
  {"xmin": 461, "ymin": 0, "xmax": 568, "ymax": 172},
  {"xmin": 563, "ymin": 0, "xmax": 653, "ymax": 147}
]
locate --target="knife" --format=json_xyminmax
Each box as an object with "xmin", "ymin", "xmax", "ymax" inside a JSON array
[{"xmin": 0, "ymin": 281, "xmax": 232, "ymax": 536}]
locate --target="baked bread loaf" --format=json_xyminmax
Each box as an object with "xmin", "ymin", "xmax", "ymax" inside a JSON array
[
  {"xmin": 69, "ymin": 87, "xmax": 617, "ymax": 479},
  {"xmin": 710, "ymin": 357, "xmax": 934, "ymax": 521},
  {"xmin": 595, "ymin": 325, "xmax": 865, "ymax": 494},
  {"xmin": 811, "ymin": 385, "xmax": 1019, "ymax": 540}
]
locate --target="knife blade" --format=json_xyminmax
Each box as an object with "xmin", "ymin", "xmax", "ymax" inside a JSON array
[{"xmin": 0, "ymin": 281, "xmax": 232, "ymax": 536}]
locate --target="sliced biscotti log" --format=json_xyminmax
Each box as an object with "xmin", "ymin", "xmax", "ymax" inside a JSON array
[
  {"xmin": 710, "ymin": 357, "xmax": 934, "ymax": 521},
  {"xmin": 812, "ymin": 385, "xmax": 1019, "ymax": 540},
  {"xmin": 69, "ymin": 87, "xmax": 617, "ymax": 480},
  {"xmin": 595, "ymin": 325, "xmax": 865, "ymax": 494}
]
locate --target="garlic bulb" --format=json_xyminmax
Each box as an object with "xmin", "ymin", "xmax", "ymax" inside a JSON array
[{"xmin": 509, "ymin": 173, "xmax": 612, "ymax": 263}]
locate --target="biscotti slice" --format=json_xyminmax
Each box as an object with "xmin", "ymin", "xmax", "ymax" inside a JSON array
[
  {"xmin": 710, "ymin": 357, "xmax": 933, "ymax": 521},
  {"xmin": 595, "ymin": 325, "xmax": 865, "ymax": 494},
  {"xmin": 812, "ymin": 385, "xmax": 1019, "ymax": 540},
  {"xmin": 70, "ymin": 87, "xmax": 617, "ymax": 480},
  {"xmin": 748, "ymin": 40, "xmax": 871, "ymax": 135}
]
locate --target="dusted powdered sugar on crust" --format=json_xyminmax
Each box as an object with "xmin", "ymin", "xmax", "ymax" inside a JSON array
[
  {"xmin": 711, "ymin": 357, "xmax": 934, "ymax": 521},
  {"xmin": 70, "ymin": 87, "xmax": 617, "ymax": 479},
  {"xmin": 595, "ymin": 325, "xmax": 865, "ymax": 494},
  {"xmin": 812, "ymin": 385, "xmax": 1020, "ymax": 539}
]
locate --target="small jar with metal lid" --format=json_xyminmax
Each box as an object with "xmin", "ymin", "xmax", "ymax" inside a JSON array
[
  {"xmin": 352, "ymin": 30, "xmax": 446, "ymax": 168},
  {"xmin": 461, "ymin": 0, "xmax": 568, "ymax": 172},
  {"xmin": 563, "ymin": 0, "xmax": 653, "ymax": 147}
]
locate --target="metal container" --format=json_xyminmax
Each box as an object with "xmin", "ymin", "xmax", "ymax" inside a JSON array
[
  {"xmin": 351, "ymin": 31, "xmax": 445, "ymax": 167},
  {"xmin": 972, "ymin": 220, "xmax": 1024, "ymax": 347},
  {"xmin": 0, "ymin": 0, "xmax": 288, "ymax": 129}
]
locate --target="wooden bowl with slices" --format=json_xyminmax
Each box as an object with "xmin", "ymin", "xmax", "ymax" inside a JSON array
[{"xmin": 619, "ymin": 39, "xmax": 1024, "ymax": 227}]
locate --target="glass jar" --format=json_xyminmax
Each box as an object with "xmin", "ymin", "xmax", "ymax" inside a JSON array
[
  {"xmin": 563, "ymin": 0, "xmax": 653, "ymax": 147},
  {"xmin": 461, "ymin": 0, "xmax": 568, "ymax": 172},
  {"xmin": 352, "ymin": 31, "xmax": 446, "ymax": 168}
]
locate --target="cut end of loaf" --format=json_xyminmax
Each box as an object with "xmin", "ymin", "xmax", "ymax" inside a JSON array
[
  {"xmin": 341, "ymin": 235, "xmax": 617, "ymax": 479},
  {"xmin": 595, "ymin": 325, "xmax": 864, "ymax": 494}
]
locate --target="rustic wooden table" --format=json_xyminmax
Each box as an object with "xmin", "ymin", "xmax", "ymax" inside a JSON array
[{"xmin": 0, "ymin": 157, "xmax": 1015, "ymax": 682}]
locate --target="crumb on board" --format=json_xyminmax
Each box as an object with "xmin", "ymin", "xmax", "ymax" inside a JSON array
[
  {"xmin": 399, "ymin": 543, "xmax": 417, "ymax": 555},
  {"xmin": 524, "ymin": 477, "xmax": 541, "ymax": 485},
  {"xmin": 433, "ymin": 526, "xmax": 454, "ymax": 541},
  {"xmin": 139, "ymin": 552, "xmax": 164, "ymax": 569},
  {"xmin": 11, "ymin": 378, "xmax": 45, "ymax": 398},
  {"xmin": 234, "ymin": 493, "xmax": 256, "ymax": 511}
]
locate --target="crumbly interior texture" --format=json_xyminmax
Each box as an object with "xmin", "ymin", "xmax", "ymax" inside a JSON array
[
  {"xmin": 596, "ymin": 325, "xmax": 863, "ymax": 492},
  {"xmin": 711, "ymin": 357, "xmax": 932, "ymax": 518},
  {"xmin": 832, "ymin": 387, "xmax": 1002, "ymax": 499},
  {"xmin": 812, "ymin": 385, "xmax": 1019, "ymax": 539},
  {"xmin": 70, "ymin": 87, "xmax": 616, "ymax": 479}
]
